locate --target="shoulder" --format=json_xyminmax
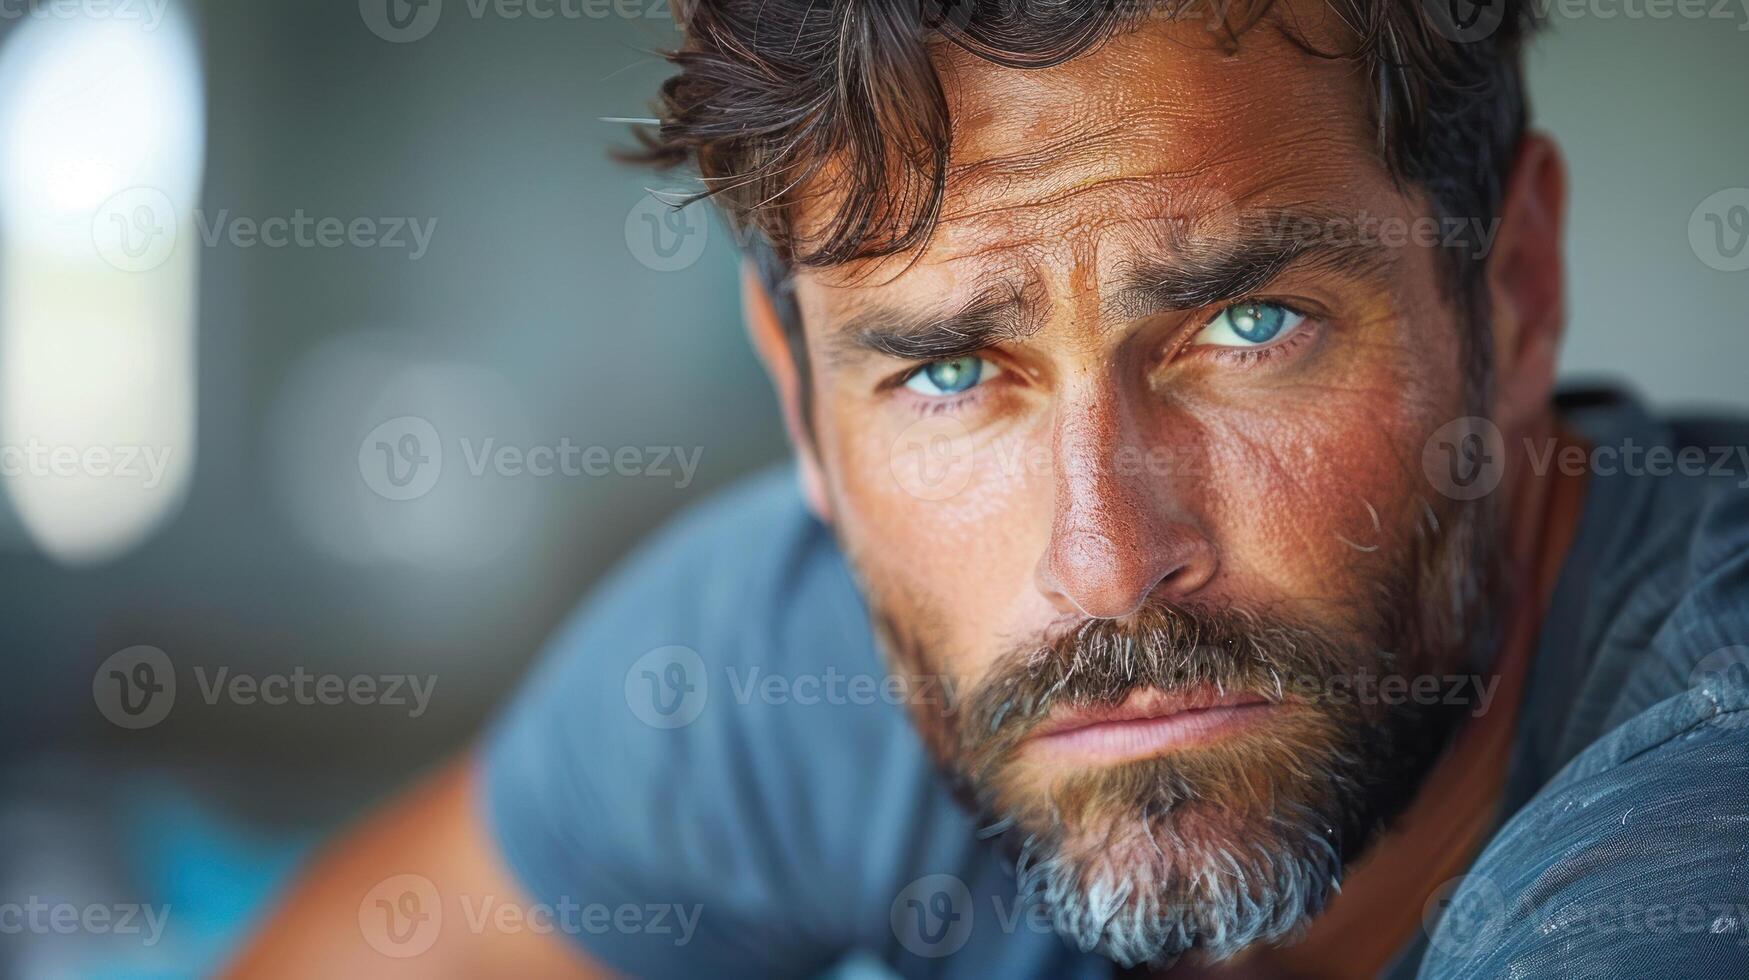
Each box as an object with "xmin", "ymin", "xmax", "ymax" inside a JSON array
[
  {"xmin": 1517, "ymin": 389, "xmax": 1749, "ymax": 779},
  {"xmin": 478, "ymin": 466, "xmax": 1085, "ymax": 976},
  {"xmin": 478, "ymin": 467, "xmax": 883, "ymax": 972},
  {"xmin": 1424, "ymin": 392, "xmax": 1749, "ymax": 977},
  {"xmin": 1420, "ymin": 677, "xmax": 1749, "ymax": 978}
]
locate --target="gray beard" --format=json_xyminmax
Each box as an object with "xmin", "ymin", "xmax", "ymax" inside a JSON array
[
  {"xmin": 1015, "ymin": 800, "xmax": 1341, "ymax": 967},
  {"xmin": 862, "ymin": 487, "xmax": 1500, "ymax": 969}
]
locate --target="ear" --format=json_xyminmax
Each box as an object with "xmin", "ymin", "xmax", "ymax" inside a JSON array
[
  {"xmin": 742, "ymin": 261, "xmax": 833, "ymax": 523},
  {"xmin": 1486, "ymin": 132, "xmax": 1568, "ymax": 438}
]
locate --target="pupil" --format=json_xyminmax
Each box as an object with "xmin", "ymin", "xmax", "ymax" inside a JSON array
[
  {"xmin": 928, "ymin": 358, "xmax": 978, "ymax": 392},
  {"xmin": 1232, "ymin": 303, "xmax": 1284, "ymax": 343}
]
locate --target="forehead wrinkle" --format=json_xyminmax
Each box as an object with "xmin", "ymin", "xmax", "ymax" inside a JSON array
[
  {"xmin": 946, "ymin": 117, "xmax": 1137, "ymax": 195},
  {"xmin": 937, "ymin": 171, "xmax": 1212, "ymax": 233}
]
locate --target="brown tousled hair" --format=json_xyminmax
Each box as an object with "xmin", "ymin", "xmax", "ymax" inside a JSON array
[{"xmin": 629, "ymin": 0, "xmax": 1536, "ymax": 412}]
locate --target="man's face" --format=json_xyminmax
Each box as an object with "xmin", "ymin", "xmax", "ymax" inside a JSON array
[{"xmin": 787, "ymin": 10, "xmax": 1494, "ymax": 967}]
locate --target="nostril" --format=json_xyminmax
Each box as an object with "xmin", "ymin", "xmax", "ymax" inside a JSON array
[{"xmin": 1036, "ymin": 524, "xmax": 1217, "ymax": 620}]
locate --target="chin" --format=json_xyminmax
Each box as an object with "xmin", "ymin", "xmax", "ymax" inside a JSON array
[
  {"xmin": 979, "ymin": 721, "xmax": 1398, "ymax": 968},
  {"xmin": 1011, "ymin": 794, "xmax": 1341, "ymax": 968}
]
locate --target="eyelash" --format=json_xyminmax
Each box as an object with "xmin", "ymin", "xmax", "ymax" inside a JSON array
[
  {"xmin": 1197, "ymin": 312, "xmax": 1318, "ymax": 367},
  {"xmin": 889, "ymin": 361, "xmax": 999, "ymax": 414}
]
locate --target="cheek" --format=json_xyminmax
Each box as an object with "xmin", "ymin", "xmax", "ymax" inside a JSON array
[
  {"xmin": 820, "ymin": 403, "xmax": 1053, "ymax": 668},
  {"xmin": 1183, "ymin": 326, "xmax": 1462, "ymax": 613},
  {"xmin": 1196, "ymin": 403, "xmax": 1425, "ymax": 608}
]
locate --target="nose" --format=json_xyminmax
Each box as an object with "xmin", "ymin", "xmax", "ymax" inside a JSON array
[{"xmin": 1032, "ymin": 392, "xmax": 1217, "ymax": 620}]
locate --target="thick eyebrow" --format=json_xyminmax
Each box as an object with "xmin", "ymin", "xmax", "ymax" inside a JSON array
[
  {"xmin": 826, "ymin": 208, "xmax": 1397, "ymax": 367},
  {"xmin": 1105, "ymin": 208, "xmax": 1399, "ymax": 321},
  {"xmin": 826, "ymin": 281, "xmax": 1044, "ymax": 367}
]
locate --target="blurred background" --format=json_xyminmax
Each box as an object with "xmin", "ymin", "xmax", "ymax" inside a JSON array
[{"xmin": 0, "ymin": 2, "xmax": 1743, "ymax": 976}]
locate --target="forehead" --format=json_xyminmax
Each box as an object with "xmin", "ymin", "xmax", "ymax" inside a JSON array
[{"xmin": 795, "ymin": 10, "xmax": 1396, "ymax": 313}]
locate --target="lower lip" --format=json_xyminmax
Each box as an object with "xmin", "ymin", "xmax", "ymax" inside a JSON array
[{"xmin": 1026, "ymin": 702, "xmax": 1279, "ymax": 763}]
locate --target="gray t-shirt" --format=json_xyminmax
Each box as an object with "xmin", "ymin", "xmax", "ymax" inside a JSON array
[{"xmin": 484, "ymin": 389, "xmax": 1749, "ymax": 978}]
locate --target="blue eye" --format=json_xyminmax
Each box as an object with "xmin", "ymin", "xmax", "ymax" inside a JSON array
[
  {"xmin": 1195, "ymin": 302, "xmax": 1306, "ymax": 347},
  {"xmin": 903, "ymin": 356, "xmax": 1000, "ymax": 397}
]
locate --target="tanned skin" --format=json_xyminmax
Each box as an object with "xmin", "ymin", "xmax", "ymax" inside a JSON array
[{"xmin": 228, "ymin": 5, "xmax": 1576, "ymax": 976}]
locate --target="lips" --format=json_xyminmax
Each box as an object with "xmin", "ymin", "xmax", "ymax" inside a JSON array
[{"xmin": 1023, "ymin": 686, "xmax": 1280, "ymax": 762}]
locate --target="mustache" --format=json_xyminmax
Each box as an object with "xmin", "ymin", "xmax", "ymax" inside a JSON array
[{"xmin": 955, "ymin": 602, "xmax": 1365, "ymax": 765}]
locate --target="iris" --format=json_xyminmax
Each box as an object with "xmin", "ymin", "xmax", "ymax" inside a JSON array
[{"xmin": 906, "ymin": 356, "xmax": 985, "ymax": 396}]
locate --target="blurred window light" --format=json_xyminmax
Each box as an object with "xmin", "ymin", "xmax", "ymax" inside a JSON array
[{"xmin": 0, "ymin": 6, "xmax": 204, "ymax": 565}]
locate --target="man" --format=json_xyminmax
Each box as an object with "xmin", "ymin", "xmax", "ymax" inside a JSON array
[{"xmin": 231, "ymin": 1, "xmax": 1749, "ymax": 977}]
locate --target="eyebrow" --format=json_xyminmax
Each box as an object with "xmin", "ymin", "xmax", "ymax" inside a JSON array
[
  {"xmin": 827, "ymin": 207, "xmax": 1397, "ymax": 366},
  {"xmin": 826, "ymin": 280, "xmax": 1045, "ymax": 367},
  {"xmin": 1106, "ymin": 208, "xmax": 1398, "ymax": 322}
]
